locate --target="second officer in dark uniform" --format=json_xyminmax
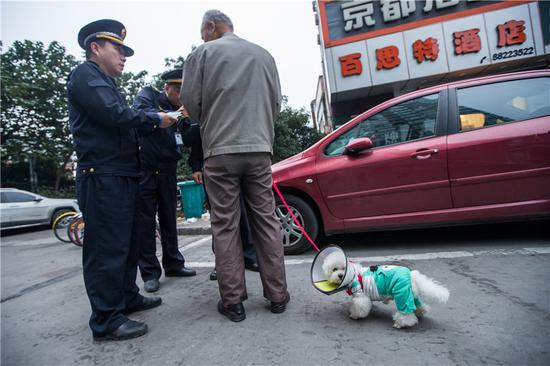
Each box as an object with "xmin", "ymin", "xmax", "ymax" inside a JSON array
[
  {"xmin": 133, "ymin": 69, "xmax": 196, "ymax": 293},
  {"xmin": 67, "ymin": 19, "xmax": 178, "ymax": 341}
]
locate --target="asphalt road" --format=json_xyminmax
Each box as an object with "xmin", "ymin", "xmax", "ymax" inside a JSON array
[{"xmin": 1, "ymin": 221, "xmax": 549, "ymax": 366}]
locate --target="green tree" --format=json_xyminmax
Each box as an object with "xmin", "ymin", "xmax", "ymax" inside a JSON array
[
  {"xmin": 1, "ymin": 40, "xmax": 78, "ymax": 191},
  {"xmin": 273, "ymin": 98, "xmax": 325, "ymax": 163},
  {"xmin": 150, "ymin": 56, "xmax": 186, "ymax": 90},
  {"xmin": 118, "ymin": 70, "xmax": 149, "ymax": 105}
]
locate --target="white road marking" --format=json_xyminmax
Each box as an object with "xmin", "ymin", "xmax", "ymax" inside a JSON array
[
  {"xmin": 179, "ymin": 236, "xmax": 211, "ymax": 251},
  {"xmin": 524, "ymin": 247, "xmax": 550, "ymax": 254},
  {"xmin": 184, "ymin": 246, "xmax": 550, "ymax": 268},
  {"xmin": 1, "ymin": 237, "xmax": 59, "ymax": 247}
]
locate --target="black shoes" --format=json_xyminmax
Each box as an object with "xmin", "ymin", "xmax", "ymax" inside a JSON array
[
  {"xmin": 217, "ymin": 301, "xmax": 246, "ymax": 322},
  {"xmin": 245, "ymin": 262, "xmax": 260, "ymax": 272},
  {"xmin": 93, "ymin": 320, "xmax": 148, "ymax": 342},
  {"xmin": 144, "ymin": 279, "xmax": 159, "ymax": 293},
  {"xmin": 165, "ymin": 266, "xmax": 197, "ymax": 277},
  {"xmin": 270, "ymin": 292, "xmax": 290, "ymax": 314},
  {"xmin": 210, "ymin": 269, "xmax": 217, "ymax": 281},
  {"xmin": 124, "ymin": 296, "xmax": 162, "ymax": 315},
  {"xmin": 217, "ymin": 292, "xmax": 288, "ymax": 321}
]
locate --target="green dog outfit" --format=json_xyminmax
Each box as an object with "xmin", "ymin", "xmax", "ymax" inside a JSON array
[{"xmin": 346, "ymin": 265, "xmax": 421, "ymax": 314}]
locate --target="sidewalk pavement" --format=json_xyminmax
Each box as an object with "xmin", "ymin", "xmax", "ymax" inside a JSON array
[{"xmin": 176, "ymin": 216, "xmax": 212, "ymax": 236}]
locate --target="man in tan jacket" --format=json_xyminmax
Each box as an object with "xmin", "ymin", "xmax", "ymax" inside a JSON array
[{"xmin": 180, "ymin": 9, "xmax": 289, "ymax": 322}]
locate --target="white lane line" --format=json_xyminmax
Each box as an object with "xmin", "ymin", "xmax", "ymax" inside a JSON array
[
  {"xmin": 1, "ymin": 237, "xmax": 59, "ymax": 247},
  {"xmin": 185, "ymin": 246, "xmax": 550, "ymax": 268},
  {"xmin": 524, "ymin": 247, "xmax": 550, "ymax": 254},
  {"xmin": 179, "ymin": 236, "xmax": 212, "ymax": 251}
]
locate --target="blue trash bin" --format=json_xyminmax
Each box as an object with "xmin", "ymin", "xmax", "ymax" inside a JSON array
[{"xmin": 177, "ymin": 181, "xmax": 205, "ymax": 218}]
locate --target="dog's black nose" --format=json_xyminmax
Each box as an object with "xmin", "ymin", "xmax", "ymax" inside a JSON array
[{"xmin": 338, "ymin": 273, "xmax": 343, "ymax": 279}]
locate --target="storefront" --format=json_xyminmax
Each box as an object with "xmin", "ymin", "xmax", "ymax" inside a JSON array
[{"xmin": 312, "ymin": 0, "xmax": 550, "ymax": 132}]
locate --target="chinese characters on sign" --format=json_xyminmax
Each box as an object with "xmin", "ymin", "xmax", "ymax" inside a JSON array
[
  {"xmin": 339, "ymin": 53, "xmax": 363, "ymax": 77},
  {"xmin": 342, "ymin": 0, "xmax": 375, "ymax": 32},
  {"xmin": 423, "ymin": 0, "xmax": 460, "ymax": 13},
  {"xmin": 412, "ymin": 38, "xmax": 439, "ymax": 63},
  {"xmin": 497, "ymin": 20, "xmax": 526, "ymax": 47},
  {"xmin": 338, "ymin": 17, "xmax": 528, "ymax": 77},
  {"xmin": 341, "ymin": 0, "xmax": 474, "ymax": 32},
  {"xmin": 376, "ymin": 46, "xmax": 401, "ymax": 69},
  {"xmin": 380, "ymin": 0, "xmax": 416, "ymax": 22},
  {"xmin": 453, "ymin": 28, "xmax": 481, "ymax": 55}
]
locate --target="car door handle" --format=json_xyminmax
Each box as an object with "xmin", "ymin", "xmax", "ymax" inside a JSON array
[{"xmin": 410, "ymin": 148, "xmax": 438, "ymax": 159}]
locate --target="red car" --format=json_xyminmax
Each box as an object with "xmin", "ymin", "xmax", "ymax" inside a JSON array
[{"xmin": 272, "ymin": 70, "xmax": 550, "ymax": 254}]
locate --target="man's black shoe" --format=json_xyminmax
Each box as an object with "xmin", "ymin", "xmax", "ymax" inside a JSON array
[
  {"xmin": 93, "ymin": 320, "xmax": 148, "ymax": 341},
  {"xmin": 144, "ymin": 279, "xmax": 159, "ymax": 293},
  {"xmin": 245, "ymin": 262, "xmax": 260, "ymax": 272},
  {"xmin": 210, "ymin": 268, "xmax": 217, "ymax": 281},
  {"xmin": 217, "ymin": 301, "xmax": 246, "ymax": 322},
  {"xmin": 124, "ymin": 296, "xmax": 162, "ymax": 315},
  {"xmin": 165, "ymin": 266, "xmax": 196, "ymax": 277},
  {"xmin": 270, "ymin": 292, "xmax": 290, "ymax": 314}
]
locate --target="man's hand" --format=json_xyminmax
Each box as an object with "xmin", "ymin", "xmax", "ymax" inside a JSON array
[
  {"xmin": 158, "ymin": 112, "xmax": 177, "ymax": 128},
  {"xmin": 192, "ymin": 171, "xmax": 203, "ymax": 184},
  {"xmin": 178, "ymin": 105, "xmax": 190, "ymax": 119}
]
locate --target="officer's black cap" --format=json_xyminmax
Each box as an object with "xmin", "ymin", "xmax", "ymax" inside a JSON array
[
  {"xmin": 161, "ymin": 69, "xmax": 184, "ymax": 85},
  {"xmin": 78, "ymin": 19, "xmax": 134, "ymax": 57}
]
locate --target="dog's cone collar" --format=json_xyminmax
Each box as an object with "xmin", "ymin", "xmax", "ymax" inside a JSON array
[{"xmin": 310, "ymin": 245, "xmax": 356, "ymax": 295}]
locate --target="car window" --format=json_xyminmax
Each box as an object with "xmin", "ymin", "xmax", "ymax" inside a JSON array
[
  {"xmin": 324, "ymin": 93, "xmax": 438, "ymax": 156},
  {"xmin": 457, "ymin": 77, "xmax": 550, "ymax": 131},
  {"xmin": 357, "ymin": 93, "xmax": 438, "ymax": 148},
  {"xmin": 0, "ymin": 193, "xmax": 7, "ymax": 203},
  {"xmin": 324, "ymin": 124, "xmax": 361, "ymax": 156},
  {"xmin": 4, "ymin": 192, "xmax": 36, "ymax": 203}
]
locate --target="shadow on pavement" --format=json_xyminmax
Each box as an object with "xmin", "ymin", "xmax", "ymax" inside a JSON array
[{"xmin": 312, "ymin": 219, "xmax": 550, "ymax": 253}]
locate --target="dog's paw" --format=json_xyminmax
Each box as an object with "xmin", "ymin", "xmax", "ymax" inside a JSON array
[
  {"xmin": 349, "ymin": 295, "xmax": 371, "ymax": 320},
  {"xmin": 415, "ymin": 305, "xmax": 429, "ymax": 318},
  {"xmin": 392, "ymin": 312, "xmax": 418, "ymax": 329},
  {"xmin": 349, "ymin": 306, "xmax": 369, "ymax": 319}
]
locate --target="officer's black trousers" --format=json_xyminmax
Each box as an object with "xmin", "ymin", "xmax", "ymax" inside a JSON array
[
  {"xmin": 138, "ymin": 172, "xmax": 185, "ymax": 281},
  {"xmin": 77, "ymin": 175, "xmax": 143, "ymax": 336}
]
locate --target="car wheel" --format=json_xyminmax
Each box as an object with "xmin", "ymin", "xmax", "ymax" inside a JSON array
[
  {"xmin": 275, "ymin": 194, "xmax": 319, "ymax": 255},
  {"xmin": 51, "ymin": 209, "xmax": 74, "ymax": 226}
]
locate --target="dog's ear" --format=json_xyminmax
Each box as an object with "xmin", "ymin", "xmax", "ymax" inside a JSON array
[
  {"xmin": 322, "ymin": 254, "xmax": 336, "ymax": 276},
  {"xmin": 321, "ymin": 260, "xmax": 330, "ymax": 276}
]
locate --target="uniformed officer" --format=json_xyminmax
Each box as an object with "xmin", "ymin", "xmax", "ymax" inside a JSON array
[
  {"xmin": 133, "ymin": 69, "xmax": 197, "ymax": 293},
  {"xmin": 67, "ymin": 19, "xmax": 178, "ymax": 341}
]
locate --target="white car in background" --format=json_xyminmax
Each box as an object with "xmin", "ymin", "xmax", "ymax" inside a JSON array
[{"xmin": 0, "ymin": 188, "xmax": 80, "ymax": 230}]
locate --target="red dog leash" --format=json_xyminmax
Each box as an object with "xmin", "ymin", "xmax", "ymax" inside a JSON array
[{"xmin": 272, "ymin": 181, "xmax": 321, "ymax": 253}]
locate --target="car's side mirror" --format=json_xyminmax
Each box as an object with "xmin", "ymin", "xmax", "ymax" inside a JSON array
[
  {"xmin": 344, "ymin": 137, "xmax": 374, "ymax": 155},
  {"xmin": 33, "ymin": 197, "xmax": 43, "ymax": 203}
]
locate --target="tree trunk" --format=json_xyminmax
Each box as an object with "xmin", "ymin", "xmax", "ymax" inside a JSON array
[{"xmin": 55, "ymin": 165, "xmax": 62, "ymax": 192}]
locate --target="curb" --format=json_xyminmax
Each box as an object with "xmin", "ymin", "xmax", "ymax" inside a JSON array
[{"xmin": 177, "ymin": 226, "xmax": 212, "ymax": 236}]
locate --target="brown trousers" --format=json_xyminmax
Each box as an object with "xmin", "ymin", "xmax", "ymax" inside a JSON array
[{"xmin": 204, "ymin": 153, "xmax": 287, "ymax": 306}]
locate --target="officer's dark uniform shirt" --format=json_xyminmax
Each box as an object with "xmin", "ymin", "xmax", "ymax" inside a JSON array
[
  {"xmin": 133, "ymin": 86, "xmax": 182, "ymax": 175},
  {"xmin": 133, "ymin": 86, "xmax": 203, "ymax": 174},
  {"xmin": 67, "ymin": 61, "xmax": 159, "ymax": 176}
]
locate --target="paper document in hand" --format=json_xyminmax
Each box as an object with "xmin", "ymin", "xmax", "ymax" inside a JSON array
[{"xmin": 167, "ymin": 111, "xmax": 182, "ymax": 119}]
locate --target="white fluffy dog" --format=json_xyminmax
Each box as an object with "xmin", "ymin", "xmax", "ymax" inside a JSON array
[{"xmin": 322, "ymin": 251, "xmax": 449, "ymax": 329}]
